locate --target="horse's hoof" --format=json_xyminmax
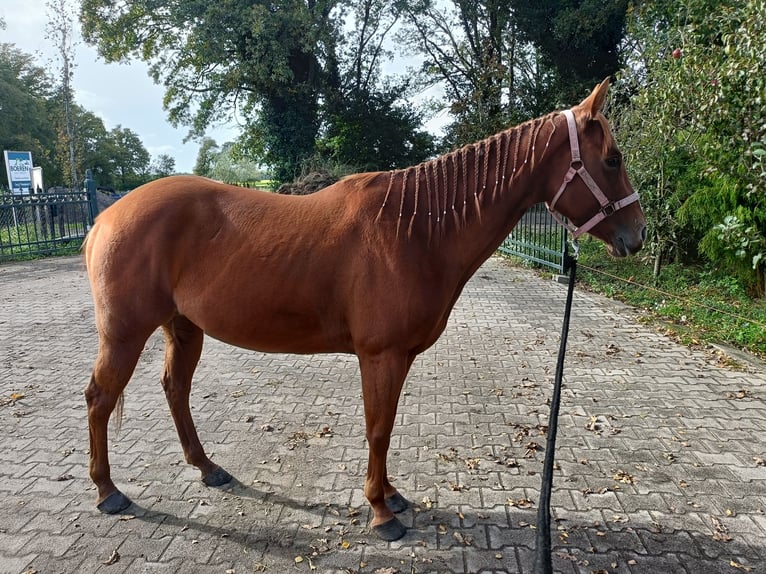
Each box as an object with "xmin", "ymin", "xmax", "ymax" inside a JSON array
[
  {"xmin": 202, "ymin": 466, "xmax": 233, "ymax": 487},
  {"xmin": 372, "ymin": 516, "xmax": 407, "ymax": 541},
  {"xmin": 97, "ymin": 491, "xmax": 132, "ymax": 514},
  {"xmin": 385, "ymin": 492, "xmax": 410, "ymax": 514}
]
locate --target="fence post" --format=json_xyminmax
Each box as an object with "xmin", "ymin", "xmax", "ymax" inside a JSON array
[{"xmin": 84, "ymin": 168, "xmax": 98, "ymax": 226}]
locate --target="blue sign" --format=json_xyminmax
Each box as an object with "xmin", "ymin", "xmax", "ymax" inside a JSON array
[{"xmin": 4, "ymin": 151, "xmax": 34, "ymax": 195}]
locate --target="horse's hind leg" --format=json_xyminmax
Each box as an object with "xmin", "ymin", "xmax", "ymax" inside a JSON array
[
  {"xmin": 161, "ymin": 315, "xmax": 232, "ymax": 487},
  {"xmin": 86, "ymin": 336, "xmax": 145, "ymax": 513}
]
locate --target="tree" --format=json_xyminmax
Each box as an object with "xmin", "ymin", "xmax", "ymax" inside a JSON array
[
  {"xmin": 319, "ymin": 85, "xmax": 435, "ymax": 170},
  {"xmin": 104, "ymin": 126, "xmax": 150, "ymax": 190},
  {"xmin": 193, "ymin": 138, "xmax": 219, "ymax": 177},
  {"xmin": 150, "ymin": 154, "xmax": 176, "ymax": 178},
  {"xmin": 318, "ymin": 0, "xmax": 435, "ymax": 169},
  {"xmin": 80, "ymin": 0, "xmax": 435, "ymax": 183},
  {"xmin": 398, "ymin": 0, "xmax": 631, "ymax": 149},
  {"xmin": 614, "ymin": 0, "xmax": 766, "ymax": 293},
  {"xmin": 80, "ymin": 0, "xmax": 339, "ymax": 183},
  {"xmin": 208, "ymin": 142, "xmax": 266, "ymax": 184},
  {"xmin": 67, "ymin": 104, "xmax": 111, "ymax": 186},
  {"xmin": 511, "ymin": 0, "xmax": 629, "ymax": 102},
  {"xmin": 46, "ymin": 0, "xmax": 79, "ymax": 189},
  {"xmin": 400, "ymin": 0, "xmax": 522, "ymax": 146},
  {"xmin": 0, "ymin": 44, "xmax": 58, "ymax": 188}
]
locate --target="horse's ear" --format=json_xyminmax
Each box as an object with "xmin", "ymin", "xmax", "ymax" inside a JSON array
[{"xmin": 578, "ymin": 77, "xmax": 611, "ymax": 119}]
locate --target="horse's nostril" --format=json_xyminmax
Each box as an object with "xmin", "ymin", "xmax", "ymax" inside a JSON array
[{"xmin": 640, "ymin": 225, "xmax": 647, "ymax": 243}]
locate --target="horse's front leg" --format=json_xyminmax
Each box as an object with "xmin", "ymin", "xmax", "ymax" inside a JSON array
[{"xmin": 358, "ymin": 350, "xmax": 414, "ymax": 541}]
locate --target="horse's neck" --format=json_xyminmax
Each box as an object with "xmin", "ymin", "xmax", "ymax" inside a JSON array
[{"xmin": 385, "ymin": 113, "xmax": 560, "ymax": 275}]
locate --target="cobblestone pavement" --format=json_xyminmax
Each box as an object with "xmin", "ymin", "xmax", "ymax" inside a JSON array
[{"xmin": 0, "ymin": 255, "xmax": 764, "ymax": 574}]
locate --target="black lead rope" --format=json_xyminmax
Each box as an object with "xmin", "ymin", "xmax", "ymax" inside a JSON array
[{"xmin": 534, "ymin": 244, "xmax": 578, "ymax": 574}]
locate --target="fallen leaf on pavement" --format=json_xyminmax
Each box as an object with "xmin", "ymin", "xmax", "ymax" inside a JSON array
[{"xmin": 102, "ymin": 550, "xmax": 120, "ymax": 565}]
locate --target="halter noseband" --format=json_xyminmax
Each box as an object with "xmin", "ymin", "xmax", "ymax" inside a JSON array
[{"xmin": 546, "ymin": 109, "xmax": 640, "ymax": 239}]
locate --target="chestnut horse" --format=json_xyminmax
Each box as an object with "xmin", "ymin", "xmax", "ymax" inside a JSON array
[{"xmin": 84, "ymin": 79, "xmax": 645, "ymax": 541}]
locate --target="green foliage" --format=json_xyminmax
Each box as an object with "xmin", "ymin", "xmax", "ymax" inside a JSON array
[
  {"xmin": 0, "ymin": 44, "xmax": 57, "ymax": 186},
  {"xmin": 613, "ymin": 0, "xmax": 766, "ymax": 294},
  {"xmin": 400, "ymin": 0, "xmax": 536, "ymax": 146},
  {"xmin": 400, "ymin": 0, "xmax": 630, "ymax": 149},
  {"xmin": 1, "ymin": 40, "xmax": 162, "ymax": 191},
  {"xmin": 319, "ymin": 87, "xmax": 436, "ymax": 171},
  {"xmin": 511, "ymin": 0, "xmax": 629, "ymax": 102},
  {"xmin": 576, "ymin": 239, "xmax": 766, "ymax": 358},
  {"xmin": 80, "ymin": 0, "xmax": 436, "ymax": 183},
  {"xmin": 206, "ymin": 142, "xmax": 267, "ymax": 184},
  {"xmin": 150, "ymin": 154, "xmax": 176, "ymax": 178},
  {"xmin": 193, "ymin": 138, "xmax": 219, "ymax": 177}
]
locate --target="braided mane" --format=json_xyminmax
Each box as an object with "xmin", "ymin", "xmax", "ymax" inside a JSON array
[{"xmin": 375, "ymin": 112, "xmax": 560, "ymax": 241}]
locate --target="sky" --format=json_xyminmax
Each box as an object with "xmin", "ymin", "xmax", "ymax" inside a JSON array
[{"xmin": 1, "ymin": 0, "xmax": 239, "ymax": 174}]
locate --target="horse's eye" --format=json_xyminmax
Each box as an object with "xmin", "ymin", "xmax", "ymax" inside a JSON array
[{"xmin": 605, "ymin": 156, "xmax": 621, "ymax": 169}]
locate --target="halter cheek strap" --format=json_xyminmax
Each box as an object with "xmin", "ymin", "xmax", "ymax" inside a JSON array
[{"xmin": 546, "ymin": 109, "xmax": 640, "ymax": 239}]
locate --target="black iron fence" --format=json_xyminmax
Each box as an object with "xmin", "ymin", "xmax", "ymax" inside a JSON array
[
  {"xmin": 499, "ymin": 202, "xmax": 567, "ymax": 273},
  {"xmin": 0, "ymin": 189, "xmax": 95, "ymax": 261}
]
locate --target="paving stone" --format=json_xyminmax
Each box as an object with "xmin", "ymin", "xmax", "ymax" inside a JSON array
[{"xmin": 1, "ymin": 255, "xmax": 765, "ymax": 573}]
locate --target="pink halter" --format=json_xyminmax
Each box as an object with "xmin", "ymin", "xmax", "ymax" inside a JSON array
[{"xmin": 546, "ymin": 109, "xmax": 640, "ymax": 239}]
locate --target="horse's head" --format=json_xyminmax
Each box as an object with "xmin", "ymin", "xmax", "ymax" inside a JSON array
[{"xmin": 545, "ymin": 79, "xmax": 646, "ymax": 257}]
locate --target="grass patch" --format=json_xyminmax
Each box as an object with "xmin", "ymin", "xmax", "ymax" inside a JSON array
[{"xmin": 573, "ymin": 237, "xmax": 766, "ymax": 360}]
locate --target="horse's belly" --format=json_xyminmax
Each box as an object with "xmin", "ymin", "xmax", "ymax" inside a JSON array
[{"xmin": 187, "ymin": 305, "xmax": 353, "ymax": 355}]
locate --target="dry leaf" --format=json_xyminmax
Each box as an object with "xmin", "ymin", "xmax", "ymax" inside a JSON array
[
  {"xmin": 452, "ymin": 531, "xmax": 471, "ymax": 545},
  {"xmin": 664, "ymin": 452, "xmax": 676, "ymax": 463},
  {"xmin": 711, "ymin": 516, "xmax": 732, "ymax": 542},
  {"xmin": 613, "ymin": 470, "xmax": 635, "ymax": 484},
  {"xmin": 102, "ymin": 550, "xmax": 120, "ymax": 565},
  {"xmin": 729, "ymin": 560, "xmax": 752, "ymax": 571},
  {"xmin": 507, "ymin": 497, "xmax": 534, "ymax": 508}
]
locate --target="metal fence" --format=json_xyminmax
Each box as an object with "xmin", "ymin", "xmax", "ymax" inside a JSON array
[
  {"xmin": 499, "ymin": 202, "xmax": 568, "ymax": 273},
  {"xmin": 0, "ymin": 189, "xmax": 95, "ymax": 261}
]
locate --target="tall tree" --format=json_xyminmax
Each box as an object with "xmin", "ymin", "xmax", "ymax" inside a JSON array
[
  {"xmin": 46, "ymin": 0, "xmax": 79, "ymax": 189},
  {"xmin": 511, "ymin": 0, "xmax": 629, "ymax": 102},
  {"xmin": 400, "ymin": 0, "xmax": 632, "ymax": 148},
  {"xmin": 320, "ymin": 0, "xmax": 435, "ymax": 169},
  {"xmin": 150, "ymin": 154, "xmax": 176, "ymax": 178},
  {"xmin": 400, "ymin": 0, "xmax": 552, "ymax": 147},
  {"xmin": 193, "ymin": 138, "xmax": 219, "ymax": 177},
  {"xmin": 80, "ymin": 0, "xmax": 339, "ymax": 183},
  {"xmin": 104, "ymin": 126, "xmax": 150, "ymax": 190},
  {"xmin": 80, "ymin": 0, "xmax": 434, "ymax": 182},
  {"xmin": 0, "ymin": 44, "xmax": 58, "ymax": 188}
]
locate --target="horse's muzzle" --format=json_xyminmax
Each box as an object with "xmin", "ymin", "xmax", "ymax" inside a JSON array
[{"xmin": 609, "ymin": 224, "xmax": 646, "ymax": 257}]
